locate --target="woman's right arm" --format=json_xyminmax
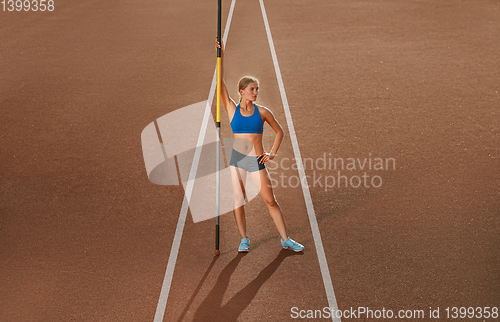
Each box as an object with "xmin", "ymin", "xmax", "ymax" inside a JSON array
[{"xmin": 217, "ymin": 40, "xmax": 237, "ymax": 114}]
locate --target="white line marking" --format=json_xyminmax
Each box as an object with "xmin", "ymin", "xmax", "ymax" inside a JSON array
[
  {"xmin": 258, "ymin": 1, "xmax": 340, "ymax": 321},
  {"xmin": 152, "ymin": 1, "xmax": 237, "ymax": 321}
]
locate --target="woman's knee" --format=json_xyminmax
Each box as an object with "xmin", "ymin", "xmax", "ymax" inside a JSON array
[
  {"xmin": 233, "ymin": 194, "xmax": 246, "ymax": 208},
  {"xmin": 232, "ymin": 182, "xmax": 246, "ymax": 206},
  {"xmin": 263, "ymin": 196, "xmax": 278, "ymax": 208}
]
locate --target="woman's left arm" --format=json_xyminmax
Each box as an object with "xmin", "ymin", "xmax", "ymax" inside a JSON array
[{"xmin": 258, "ymin": 106, "xmax": 285, "ymax": 163}]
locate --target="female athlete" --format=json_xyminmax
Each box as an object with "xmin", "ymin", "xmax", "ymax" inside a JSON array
[{"xmin": 217, "ymin": 40, "xmax": 304, "ymax": 253}]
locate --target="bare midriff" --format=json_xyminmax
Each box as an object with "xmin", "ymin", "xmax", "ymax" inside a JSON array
[{"xmin": 233, "ymin": 133, "xmax": 264, "ymax": 156}]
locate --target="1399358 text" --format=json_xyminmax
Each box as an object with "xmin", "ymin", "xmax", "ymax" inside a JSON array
[{"xmin": 2, "ymin": 0, "xmax": 54, "ymax": 11}]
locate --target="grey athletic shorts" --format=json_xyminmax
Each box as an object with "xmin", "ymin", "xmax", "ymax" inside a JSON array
[{"xmin": 229, "ymin": 149, "xmax": 266, "ymax": 172}]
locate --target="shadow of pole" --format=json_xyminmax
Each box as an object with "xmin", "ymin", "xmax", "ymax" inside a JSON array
[
  {"xmin": 176, "ymin": 256, "xmax": 220, "ymax": 322},
  {"xmin": 191, "ymin": 252, "xmax": 247, "ymax": 321},
  {"xmin": 192, "ymin": 249, "xmax": 303, "ymax": 321}
]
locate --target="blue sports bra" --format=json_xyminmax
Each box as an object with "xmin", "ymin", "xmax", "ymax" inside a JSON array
[{"xmin": 230, "ymin": 103, "xmax": 264, "ymax": 134}]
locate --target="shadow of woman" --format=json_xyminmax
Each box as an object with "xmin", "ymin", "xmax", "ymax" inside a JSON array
[{"xmin": 191, "ymin": 249, "xmax": 303, "ymax": 321}]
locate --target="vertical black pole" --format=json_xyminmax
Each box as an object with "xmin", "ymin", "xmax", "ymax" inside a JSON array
[{"xmin": 215, "ymin": 0, "xmax": 222, "ymax": 256}]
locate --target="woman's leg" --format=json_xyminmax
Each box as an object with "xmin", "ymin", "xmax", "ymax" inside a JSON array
[
  {"xmin": 230, "ymin": 166, "xmax": 248, "ymax": 239},
  {"xmin": 250, "ymin": 168, "xmax": 288, "ymax": 241}
]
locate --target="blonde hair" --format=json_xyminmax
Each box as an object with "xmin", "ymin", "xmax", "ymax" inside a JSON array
[{"xmin": 238, "ymin": 76, "xmax": 259, "ymax": 102}]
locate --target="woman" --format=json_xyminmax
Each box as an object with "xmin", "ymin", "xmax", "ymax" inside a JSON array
[{"xmin": 217, "ymin": 40, "xmax": 304, "ymax": 253}]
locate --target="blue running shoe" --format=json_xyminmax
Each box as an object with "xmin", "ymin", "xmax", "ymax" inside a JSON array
[
  {"xmin": 280, "ymin": 236, "xmax": 304, "ymax": 252},
  {"xmin": 238, "ymin": 238, "xmax": 249, "ymax": 252}
]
